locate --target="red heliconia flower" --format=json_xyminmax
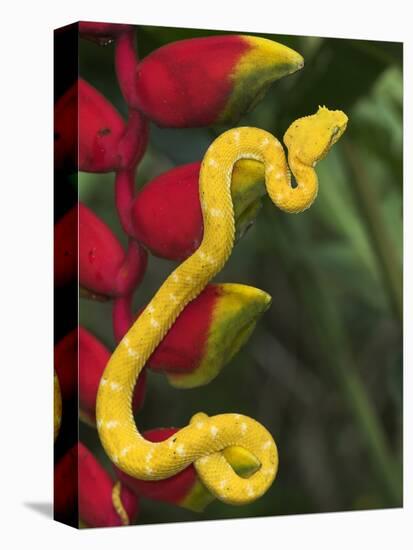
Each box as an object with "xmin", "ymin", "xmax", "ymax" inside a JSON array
[
  {"xmin": 54, "ymin": 444, "xmax": 77, "ymax": 524},
  {"xmin": 54, "ymin": 329, "xmax": 77, "ymax": 403},
  {"xmin": 79, "ymin": 202, "xmax": 147, "ymax": 299},
  {"xmin": 113, "ymin": 283, "xmax": 271, "ymax": 389},
  {"xmin": 79, "ymin": 326, "xmax": 146, "ymax": 426},
  {"xmin": 79, "ymin": 21, "xmax": 134, "ymax": 46},
  {"xmin": 79, "ymin": 442, "xmax": 139, "ymax": 527},
  {"xmin": 132, "ymin": 35, "xmax": 304, "ymax": 127},
  {"xmin": 56, "ymin": 78, "xmax": 148, "ymax": 174},
  {"xmin": 131, "ymin": 159, "xmax": 265, "ymax": 261},
  {"xmin": 54, "ymin": 206, "xmax": 77, "ymax": 286},
  {"xmin": 115, "ymin": 427, "xmax": 261, "ymax": 512},
  {"xmin": 78, "ymin": 78, "xmax": 126, "ymax": 173}
]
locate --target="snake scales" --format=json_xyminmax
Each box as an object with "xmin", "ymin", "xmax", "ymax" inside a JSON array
[{"xmin": 95, "ymin": 106, "xmax": 348, "ymax": 505}]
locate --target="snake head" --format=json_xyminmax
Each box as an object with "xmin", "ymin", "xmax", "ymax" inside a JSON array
[{"xmin": 283, "ymin": 106, "xmax": 348, "ymax": 166}]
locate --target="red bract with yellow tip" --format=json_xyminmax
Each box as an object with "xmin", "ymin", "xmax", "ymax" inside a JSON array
[
  {"xmin": 79, "ymin": 202, "xmax": 147, "ymax": 299},
  {"xmin": 79, "ymin": 326, "xmax": 146, "ymax": 426},
  {"xmin": 115, "ymin": 428, "xmax": 214, "ymax": 512},
  {"xmin": 131, "ymin": 159, "xmax": 265, "ymax": 261},
  {"xmin": 113, "ymin": 283, "xmax": 271, "ymax": 389},
  {"xmin": 79, "ymin": 442, "xmax": 139, "ymax": 527},
  {"xmin": 133, "ymin": 35, "xmax": 303, "ymax": 127},
  {"xmin": 150, "ymin": 283, "xmax": 272, "ymax": 388}
]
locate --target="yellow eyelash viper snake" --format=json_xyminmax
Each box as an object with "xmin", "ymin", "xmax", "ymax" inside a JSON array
[{"xmin": 96, "ymin": 106, "xmax": 348, "ymax": 505}]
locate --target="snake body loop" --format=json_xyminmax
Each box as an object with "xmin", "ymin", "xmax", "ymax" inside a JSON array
[{"xmin": 96, "ymin": 107, "xmax": 348, "ymax": 505}]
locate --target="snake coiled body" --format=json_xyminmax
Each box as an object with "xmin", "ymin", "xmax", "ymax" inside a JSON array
[{"xmin": 96, "ymin": 107, "xmax": 348, "ymax": 505}]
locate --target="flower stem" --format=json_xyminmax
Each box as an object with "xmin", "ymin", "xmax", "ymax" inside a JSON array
[{"xmin": 343, "ymin": 140, "xmax": 402, "ymax": 322}]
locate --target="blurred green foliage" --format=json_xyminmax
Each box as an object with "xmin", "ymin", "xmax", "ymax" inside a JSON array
[{"xmin": 79, "ymin": 26, "xmax": 402, "ymax": 524}]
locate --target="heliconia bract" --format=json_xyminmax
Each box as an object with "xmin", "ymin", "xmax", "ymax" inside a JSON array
[
  {"xmin": 79, "ymin": 202, "xmax": 147, "ymax": 299},
  {"xmin": 78, "ymin": 442, "xmax": 139, "ymax": 527},
  {"xmin": 131, "ymin": 159, "xmax": 266, "ymax": 261},
  {"xmin": 132, "ymin": 35, "xmax": 303, "ymax": 127},
  {"xmin": 113, "ymin": 283, "xmax": 272, "ymax": 389}
]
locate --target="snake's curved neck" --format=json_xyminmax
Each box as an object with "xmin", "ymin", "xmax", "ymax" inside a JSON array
[{"xmin": 266, "ymin": 152, "xmax": 318, "ymax": 214}]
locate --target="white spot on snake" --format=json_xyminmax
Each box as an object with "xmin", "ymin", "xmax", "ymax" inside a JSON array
[
  {"xmin": 186, "ymin": 275, "xmax": 192, "ymax": 283},
  {"xmin": 110, "ymin": 381, "xmax": 122, "ymax": 391},
  {"xmin": 210, "ymin": 425, "xmax": 219, "ymax": 438},
  {"xmin": 112, "ymin": 455, "xmax": 119, "ymax": 464},
  {"xmin": 198, "ymin": 456, "xmax": 210, "ymax": 465},
  {"xmin": 169, "ymin": 293, "xmax": 178, "ymax": 303},
  {"xmin": 263, "ymin": 467, "xmax": 275, "ymax": 477},
  {"xmin": 145, "ymin": 465, "xmax": 153, "ymax": 475},
  {"xmin": 145, "ymin": 450, "xmax": 154, "ymax": 462},
  {"xmin": 233, "ymin": 130, "xmax": 240, "ymax": 142},
  {"xmin": 275, "ymin": 172, "xmax": 284, "ymax": 180},
  {"xmin": 205, "ymin": 255, "xmax": 216, "ymax": 265},
  {"xmin": 172, "ymin": 273, "xmax": 179, "ymax": 282},
  {"xmin": 234, "ymin": 414, "xmax": 241, "ymax": 419},
  {"xmin": 147, "ymin": 304, "xmax": 155, "ymax": 314},
  {"xmin": 210, "ymin": 208, "xmax": 223, "ymax": 218},
  {"xmin": 246, "ymin": 484, "xmax": 255, "ymax": 497},
  {"xmin": 199, "ymin": 251, "xmax": 206, "ymax": 259},
  {"xmin": 196, "ymin": 421, "xmax": 205, "ymax": 429},
  {"xmin": 122, "ymin": 337, "xmax": 130, "ymax": 347},
  {"xmin": 97, "ymin": 419, "xmax": 103, "ymax": 429},
  {"xmin": 261, "ymin": 137, "xmax": 269, "ymax": 146},
  {"xmin": 219, "ymin": 479, "xmax": 227, "ymax": 490},
  {"xmin": 120, "ymin": 446, "xmax": 131, "ymax": 457},
  {"xmin": 150, "ymin": 318, "xmax": 160, "ymax": 328},
  {"xmin": 106, "ymin": 420, "xmax": 119, "ymax": 429},
  {"xmin": 262, "ymin": 440, "xmax": 272, "ymax": 450},
  {"xmin": 128, "ymin": 348, "xmax": 139, "ymax": 358},
  {"xmin": 100, "ymin": 378, "xmax": 107, "ymax": 386},
  {"xmin": 208, "ymin": 158, "xmax": 218, "ymax": 167},
  {"xmin": 266, "ymin": 164, "xmax": 274, "ymax": 173},
  {"xmin": 168, "ymin": 440, "xmax": 175, "ymax": 449},
  {"xmin": 176, "ymin": 444, "xmax": 186, "ymax": 456},
  {"xmin": 240, "ymin": 422, "xmax": 248, "ymax": 434}
]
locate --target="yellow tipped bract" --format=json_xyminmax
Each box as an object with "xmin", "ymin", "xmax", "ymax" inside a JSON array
[{"xmin": 219, "ymin": 36, "xmax": 304, "ymax": 123}]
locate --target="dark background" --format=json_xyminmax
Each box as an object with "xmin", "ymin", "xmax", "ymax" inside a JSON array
[{"xmin": 79, "ymin": 26, "xmax": 403, "ymax": 524}]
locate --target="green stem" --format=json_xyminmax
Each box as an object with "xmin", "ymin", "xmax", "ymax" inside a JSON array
[
  {"xmin": 333, "ymin": 355, "xmax": 402, "ymax": 505},
  {"xmin": 343, "ymin": 140, "xmax": 403, "ymax": 322},
  {"xmin": 302, "ymin": 268, "xmax": 402, "ymax": 505}
]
